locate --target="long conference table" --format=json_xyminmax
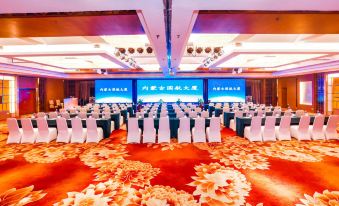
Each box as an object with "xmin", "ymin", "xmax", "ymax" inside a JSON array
[
  {"xmin": 17, "ymin": 118, "xmax": 112, "ymax": 138},
  {"xmin": 223, "ymin": 111, "xmax": 280, "ymax": 128},
  {"xmin": 69, "ymin": 113, "xmax": 120, "ymax": 130},
  {"xmin": 126, "ymin": 117, "xmax": 211, "ymax": 138},
  {"xmin": 235, "ymin": 115, "xmax": 329, "ymax": 137}
]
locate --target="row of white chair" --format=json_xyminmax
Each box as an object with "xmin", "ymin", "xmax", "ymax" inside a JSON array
[
  {"xmin": 244, "ymin": 115, "xmax": 339, "ymax": 142},
  {"xmin": 127, "ymin": 117, "xmax": 221, "ymax": 144},
  {"xmin": 6, "ymin": 117, "xmax": 103, "ymax": 144}
]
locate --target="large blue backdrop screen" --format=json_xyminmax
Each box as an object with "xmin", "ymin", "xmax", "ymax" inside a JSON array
[
  {"xmin": 208, "ymin": 79, "xmax": 246, "ymax": 102},
  {"xmin": 95, "ymin": 80, "xmax": 133, "ymax": 103},
  {"xmin": 137, "ymin": 79, "xmax": 203, "ymax": 102}
]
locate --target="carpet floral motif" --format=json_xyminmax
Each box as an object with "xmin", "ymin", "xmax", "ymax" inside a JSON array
[
  {"xmin": 188, "ymin": 162, "xmax": 251, "ymax": 205},
  {"xmin": 23, "ymin": 144, "xmax": 81, "ymax": 163},
  {"xmin": 54, "ymin": 180, "xmax": 137, "ymax": 206},
  {"xmin": 296, "ymin": 190, "xmax": 339, "ymax": 206},
  {"xmin": 79, "ymin": 144, "xmax": 128, "ymax": 168},
  {"xmin": 94, "ymin": 160, "xmax": 161, "ymax": 187},
  {"xmin": 0, "ymin": 185, "xmax": 46, "ymax": 205}
]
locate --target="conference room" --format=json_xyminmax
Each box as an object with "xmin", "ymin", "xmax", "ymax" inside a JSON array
[{"xmin": 0, "ymin": 0, "xmax": 339, "ymax": 205}]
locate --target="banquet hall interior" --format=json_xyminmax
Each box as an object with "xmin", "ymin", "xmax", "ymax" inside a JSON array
[{"xmin": 0, "ymin": 0, "xmax": 339, "ymax": 205}]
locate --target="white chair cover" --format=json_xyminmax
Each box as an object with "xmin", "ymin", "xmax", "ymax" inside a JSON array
[
  {"xmin": 192, "ymin": 118, "xmax": 206, "ymax": 142},
  {"xmin": 143, "ymin": 118, "xmax": 156, "ymax": 143},
  {"xmin": 56, "ymin": 117, "xmax": 71, "ymax": 143},
  {"xmin": 71, "ymin": 118, "xmax": 86, "ymax": 143},
  {"xmin": 206, "ymin": 117, "xmax": 221, "ymax": 142},
  {"xmin": 20, "ymin": 118, "xmax": 37, "ymax": 143},
  {"xmin": 291, "ymin": 115, "xmax": 311, "ymax": 140},
  {"xmin": 86, "ymin": 117, "xmax": 103, "ymax": 143},
  {"xmin": 178, "ymin": 117, "xmax": 191, "ymax": 143},
  {"xmin": 127, "ymin": 118, "xmax": 141, "ymax": 143},
  {"xmin": 6, "ymin": 118, "xmax": 22, "ymax": 144},
  {"xmin": 158, "ymin": 117, "xmax": 170, "ymax": 143},
  {"xmin": 244, "ymin": 116, "xmax": 262, "ymax": 142},
  {"xmin": 275, "ymin": 116, "xmax": 292, "ymax": 141},
  {"xmin": 262, "ymin": 116, "xmax": 276, "ymax": 141}
]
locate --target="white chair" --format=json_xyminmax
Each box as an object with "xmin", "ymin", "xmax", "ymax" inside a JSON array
[
  {"xmin": 200, "ymin": 111, "xmax": 209, "ymax": 118},
  {"xmin": 206, "ymin": 117, "xmax": 221, "ymax": 142},
  {"xmin": 160, "ymin": 112, "xmax": 167, "ymax": 117},
  {"xmin": 56, "ymin": 117, "xmax": 72, "ymax": 143},
  {"xmin": 36, "ymin": 118, "xmax": 57, "ymax": 143},
  {"xmin": 37, "ymin": 112, "xmax": 46, "ymax": 118},
  {"xmin": 309, "ymin": 115, "xmax": 325, "ymax": 140},
  {"xmin": 78, "ymin": 112, "xmax": 87, "ymax": 119},
  {"xmin": 324, "ymin": 115, "xmax": 339, "ymax": 140},
  {"xmin": 295, "ymin": 110, "xmax": 305, "ymax": 117},
  {"xmin": 6, "ymin": 118, "xmax": 22, "ymax": 144},
  {"xmin": 61, "ymin": 112, "xmax": 71, "ymax": 119},
  {"xmin": 91, "ymin": 112, "xmax": 100, "ymax": 119},
  {"xmin": 135, "ymin": 112, "xmax": 144, "ymax": 118},
  {"xmin": 192, "ymin": 118, "xmax": 206, "ymax": 142},
  {"xmin": 284, "ymin": 110, "xmax": 293, "ymax": 116},
  {"xmin": 86, "ymin": 117, "xmax": 103, "ymax": 143},
  {"xmin": 71, "ymin": 118, "xmax": 87, "ymax": 143},
  {"xmin": 244, "ymin": 116, "xmax": 262, "ymax": 142},
  {"xmin": 195, "ymin": 107, "xmax": 202, "ymax": 113},
  {"xmin": 20, "ymin": 118, "xmax": 38, "ymax": 143},
  {"xmin": 189, "ymin": 111, "xmax": 198, "ymax": 118},
  {"xmin": 230, "ymin": 111, "xmax": 243, "ymax": 131},
  {"xmin": 275, "ymin": 116, "xmax": 292, "ymax": 141},
  {"xmin": 143, "ymin": 118, "xmax": 156, "ymax": 143},
  {"xmin": 291, "ymin": 116, "xmax": 311, "ymax": 140},
  {"xmin": 48, "ymin": 112, "xmax": 58, "ymax": 119},
  {"xmin": 257, "ymin": 110, "xmax": 264, "ymax": 117},
  {"xmin": 158, "ymin": 117, "xmax": 170, "ymax": 143},
  {"xmin": 176, "ymin": 112, "xmax": 185, "ymax": 118},
  {"xmin": 262, "ymin": 116, "xmax": 276, "ymax": 141},
  {"xmin": 127, "ymin": 118, "xmax": 141, "ymax": 143},
  {"xmin": 178, "ymin": 117, "xmax": 191, "ymax": 143}
]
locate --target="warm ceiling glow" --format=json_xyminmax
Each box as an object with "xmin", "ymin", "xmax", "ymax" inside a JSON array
[
  {"xmin": 18, "ymin": 55, "xmax": 124, "ymax": 69},
  {"xmin": 179, "ymin": 64, "xmax": 200, "ymax": 71},
  {"xmin": 188, "ymin": 34, "xmax": 239, "ymax": 47},
  {"xmin": 140, "ymin": 64, "xmax": 160, "ymax": 71},
  {"xmin": 217, "ymin": 54, "xmax": 326, "ymax": 68}
]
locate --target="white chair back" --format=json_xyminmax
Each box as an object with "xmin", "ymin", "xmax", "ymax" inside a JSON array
[
  {"xmin": 86, "ymin": 117, "xmax": 102, "ymax": 142},
  {"xmin": 325, "ymin": 115, "xmax": 339, "ymax": 140},
  {"xmin": 36, "ymin": 117, "xmax": 49, "ymax": 138},
  {"xmin": 143, "ymin": 118, "xmax": 154, "ymax": 131},
  {"xmin": 56, "ymin": 117, "xmax": 71, "ymax": 143},
  {"xmin": 311, "ymin": 115, "xmax": 325, "ymax": 140},
  {"xmin": 262, "ymin": 116, "xmax": 276, "ymax": 141},
  {"xmin": 194, "ymin": 118, "xmax": 205, "ymax": 132},
  {"xmin": 49, "ymin": 112, "xmax": 58, "ymax": 119},
  {"xmin": 189, "ymin": 111, "xmax": 198, "ymax": 118},
  {"xmin": 247, "ymin": 116, "xmax": 262, "ymax": 141},
  {"xmin": 61, "ymin": 112, "xmax": 71, "ymax": 119},
  {"xmin": 179, "ymin": 117, "xmax": 190, "ymax": 132},
  {"xmin": 6, "ymin": 118, "xmax": 22, "ymax": 144},
  {"xmin": 37, "ymin": 112, "xmax": 46, "ymax": 118},
  {"xmin": 195, "ymin": 107, "xmax": 202, "ymax": 113},
  {"xmin": 91, "ymin": 112, "xmax": 100, "ymax": 119},
  {"xmin": 278, "ymin": 116, "xmax": 292, "ymax": 140},
  {"xmin": 71, "ymin": 118, "xmax": 85, "ymax": 143},
  {"xmin": 296, "ymin": 110, "xmax": 305, "ymax": 117},
  {"xmin": 158, "ymin": 117, "xmax": 170, "ymax": 143},
  {"xmin": 21, "ymin": 118, "xmax": 36, "ymax": 143},
  {"xmin": 176, "ymin": 112, "xmax": 185, "ymax": 118},
  {"xmin": 200, "ymin": 111, "xmax": 209, "ymax": 118},
  {"xmin": 78, "ymin": 112, "xmax": 87, "ymax": 119}
]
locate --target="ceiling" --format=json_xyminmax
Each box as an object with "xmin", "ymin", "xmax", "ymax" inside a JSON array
[{"xmin": 0, "ymin": 0, "xmax": 339, "ymax": 78}]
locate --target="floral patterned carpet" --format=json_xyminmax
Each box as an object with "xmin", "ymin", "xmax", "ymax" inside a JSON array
[{"xmin": 0, "ymin": 125, "xmax": 339, "ymax": 206}]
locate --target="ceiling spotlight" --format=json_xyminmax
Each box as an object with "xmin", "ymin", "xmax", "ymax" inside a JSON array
[{"xmin": 232, "ymin": 68, "xmax": 243, "ymax": 74}]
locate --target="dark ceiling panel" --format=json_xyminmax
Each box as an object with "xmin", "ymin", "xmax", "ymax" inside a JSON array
[
  {"xmin": 0, "ymin": 12, "xmax": 145, "ymax": 37},
  {"xmin": 193, "ymin": 11, "xmax": 339, "ymax": 34}
]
